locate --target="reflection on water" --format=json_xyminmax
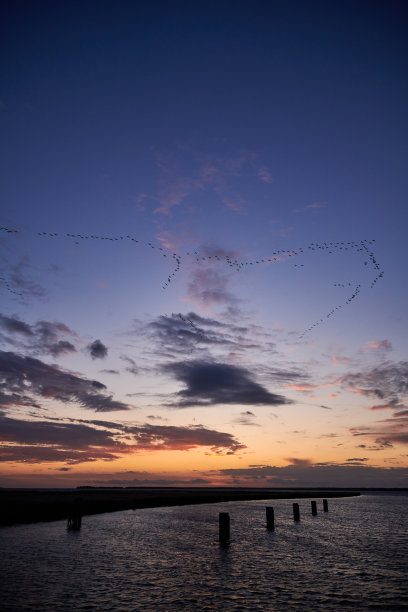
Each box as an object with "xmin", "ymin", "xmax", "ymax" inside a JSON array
[{"xmin": 1, "ymin": 495, "xmax": 407, "ymax": 611}]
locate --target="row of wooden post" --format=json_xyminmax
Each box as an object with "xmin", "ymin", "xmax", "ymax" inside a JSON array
[{"xmin": 219, "ymin": 499, "xmax": 329, "ymax": 542}]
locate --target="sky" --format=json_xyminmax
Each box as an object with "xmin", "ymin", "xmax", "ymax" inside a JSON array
[{"xmin": 1, "ymin": 0, "xmax": 407, "ymax": 489}]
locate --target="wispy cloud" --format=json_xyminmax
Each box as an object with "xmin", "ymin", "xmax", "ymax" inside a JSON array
[
  {"xmin": 293, "ymin": 201, "xmax": 326, "ymax": 214},
  {"xmin": 257, "ymin": 166, "xmax": 273, "ymax": 184},
  {"xmin": 351, "ymin": 418, "xmax": 408, "ymax": 447},
  {"xmin": 150, "ymin": 150, "xmax": 270, "ymax": 215},
  {"xmin": 1, "ymin": 255, "xmax": 47, "ymax": 301},
  {"xmin": 120, "ymin": 355, "xmax": 139, "ymax": 376},
  {"xmin": 340, "ymin": 361, "xmax": 408, "ymax": 406},
  {"xmin": 233, "ymin": 410, "xmax": 261, "ymax": 427},
  {"xmin": 364, "ymin": 340, "xmax": 393, "ymax": 352},
  {"xmin": 143, "ymin": 311, "xmax": 262, "ymax": 361},
  {"xmin": 184, "ymin": 267, "xmax": 237, "ymax": 309}
]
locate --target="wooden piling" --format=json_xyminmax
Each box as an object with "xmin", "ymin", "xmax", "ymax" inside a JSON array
[
  {"xmin": 266, "ymin": 506, "xmax": 274, "ymax": 530},
  {"xmin": 219, "ymin": 512, "xmax": 230, "ymax": 543},
  {"xmin": 293, "ymin": 502, "xmax": 300, "ymax": 521},
  {"xmin": 311, "ymin": 500, "xmax": 317, "ymax": 515},
  {"xmin": 67, "ymin": 514, "xmax": 81, "ymax": 529},
  {"xmin": 67, "ymin": 497, "xmax": 83, "ymax": 530},
  {"xmin": 323, "ymin": 499, "xmax": 328, "ymax": 512}
]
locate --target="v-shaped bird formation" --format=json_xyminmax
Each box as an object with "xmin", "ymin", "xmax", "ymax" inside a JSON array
[{"xmin": 0, "ymin": 226, "xmax": 383, "ymax": 338}]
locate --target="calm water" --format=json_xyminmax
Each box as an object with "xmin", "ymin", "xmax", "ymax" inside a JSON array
[{"xmin": 1, "ymin": 494, "xmax": 407, "ymax": 611}]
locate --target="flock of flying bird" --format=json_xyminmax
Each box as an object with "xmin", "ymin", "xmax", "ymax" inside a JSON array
[{"xmin": 0, "ymin": 225, "xmax": 384, "ymax": 339}]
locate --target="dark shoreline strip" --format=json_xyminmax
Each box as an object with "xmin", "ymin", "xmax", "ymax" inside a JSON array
[{"xmin": 0, "ymin": 488, "xmax": 360, "ymax": 526}]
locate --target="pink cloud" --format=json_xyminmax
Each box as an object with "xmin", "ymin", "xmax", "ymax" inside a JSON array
[
  {"xmin": 184, "ymin": 267, "xmax": 235, "ymax": 309},
  {"xmin": 156, "ymin": 230, "xmax": 182, "ymax": 251},
  {"xmin": 154, "ymin": 177, "xmax": 204, "ymax": 215},
  {"xmin": 293, "ymin": 201, "xmax": 326, "ymax": 214},
  {"xmin": 257, "ymin": 166, "xmax": 273, "ymax": 184},
  {"xmin": 365, "ymin": 340, "xmax": 392, "ymax": 351},
  {"xmin": 96, "ymin": 280, "xmax": 109, "ymax": 288},
  {"xmin": 306, "ymin": 201, "xmax": 326, "ymax": 210},
  {"xmin": 332, "ymin": 356, "xmax": 352, "ymax": 365},
  {"xmin": 285, "ymin": 383, "xmax": 318, "ymax": 391},
  {"xmin": 369, "ymin": 404, "xmax": 395, "ymax": 411},
  {"xmin": 222, "ymin": 197, "xmax": 245, "ymax": 211},
  {"xmin": 152, "ymin": 150, "xmax": 270, "ymax": 216}
]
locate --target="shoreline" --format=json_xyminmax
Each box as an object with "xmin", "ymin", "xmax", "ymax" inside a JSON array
[{"xmin": 0, "ymin": 487, "xmax": 361, "ymax": 526}]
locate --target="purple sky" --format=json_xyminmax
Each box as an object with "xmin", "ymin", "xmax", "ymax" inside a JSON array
[{"xmin": 1, "ymin": 0, "xmax": 407, "ymax": 488}]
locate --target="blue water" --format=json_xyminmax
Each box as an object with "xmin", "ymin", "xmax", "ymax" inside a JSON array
[{"xmin": 1, "ymin": 494, "xmax": 407, "ymax": 611}]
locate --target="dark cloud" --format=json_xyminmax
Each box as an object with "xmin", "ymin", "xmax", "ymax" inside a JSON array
[
  {"xmin": 0, "ymin": 313, "xmax": 77, "ymax": 357},
  {"xmin": 355, "ymin": 442, "xmax": 392, "ymax": 451},
  {"xmin": 394, "ymin": 409, "xmax": 408, "ymax": 417},
  {"xmin": 0, "ymin": 414, "xmax": 120, "ymax": 449},
  {"xmin": 0, "ymin": 350, "xmax": 130, "ymax": 412},
  {"xmin": 374, "ymin": 438, "xmax": 395, "ymax": 448},
  {"xmin": 346, "ymin": 457, "xmax": 368, "ymax": 462},
  {"xmin": 339, "ymin": 362, "xmax": 408, "ymax": 446},
  {"xmin": 340, "ymin": 361, "xmax": 408, "ymax": 405},
  {"xmin": 86, "ymin": 339, "xmax": 108, "ymax": 359},
  {"xmin": 0, "ymin": 414, "xmax": 124, "ymax": 464},
  {"xmin": 146, "ymin": 314, "xmax": 217, "ymax": 355},
  {"xmin": 0, "ymin": 390, "xmax": 41, "ymax": 408},
  {"xmin": 284, "ymin": 457, "xmax": 312, "ymax": 466},
  {"xmin": 234, "ymin": 413, "xmax": 260, "ymax": 427},
  {"xmin": 124, "ymin": 423, "xmax": 246, "ymax": 454},
  {"xmin": 47, "ymin": 340, "xmax": 76, "ymax": 357},
  {"xmin": 143, "ymin": 312, "xmax": 261, "ymax": 362},
  {"xmin": 34, "ymin": 320, "xmax": 77, "ymax": 356},
  {"xmin": 213, "ymin": 463, "xmax": 408, "ymax": 487},
  {"xmin": 0, "ymin": 414, "xmax": 245, "ymax": 463},
  {"xmin": 350, "ymin": 402, "xmax": 408, "ymax": 447},
  {"xmin": 90, "ymin": 477, "xmax": 211, "ymax": 486},
  {"xmin": 163, "ymin": 360, "xmax": 293, "ymax": 407},
  {"xmin": 0, "ymin": 313, "xmax": 33, "ymax": 336}
]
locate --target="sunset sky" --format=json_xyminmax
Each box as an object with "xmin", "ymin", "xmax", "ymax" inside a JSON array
[{"xmin": 1, "ymin": 0, "xmax": 407, "ymax": 488}]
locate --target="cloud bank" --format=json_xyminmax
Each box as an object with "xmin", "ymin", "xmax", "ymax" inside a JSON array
[{"xmin": 0, "ymin": 413, "xmax": 245, "ymax": 464}]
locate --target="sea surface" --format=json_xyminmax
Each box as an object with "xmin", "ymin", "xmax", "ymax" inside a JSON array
[{"xmin": 1, "ymin": 493, "xmax": 407, "ymax": 611}]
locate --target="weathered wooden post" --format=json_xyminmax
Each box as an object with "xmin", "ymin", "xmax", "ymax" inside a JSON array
[
  {"xmin": 293, "ymin": 502, "xmax": 300, "ymax": 521},
  {"xmin": 219, "ymin": 512, "xmax": 230, "ymax": 543},
  {"xmin": 311, "ymin": 501, "xmax": 317, "ymax": 515},
  {"xmin": 323, "ymin": 499, "xmax": 328, "ymax": 512},
  {"xmin": 67, "ymin": 497, "xmax": 83, "ymax": 530},
  {"xmin": 266, "ymin": 506, "xmax": 274, "ymax": 530}
]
